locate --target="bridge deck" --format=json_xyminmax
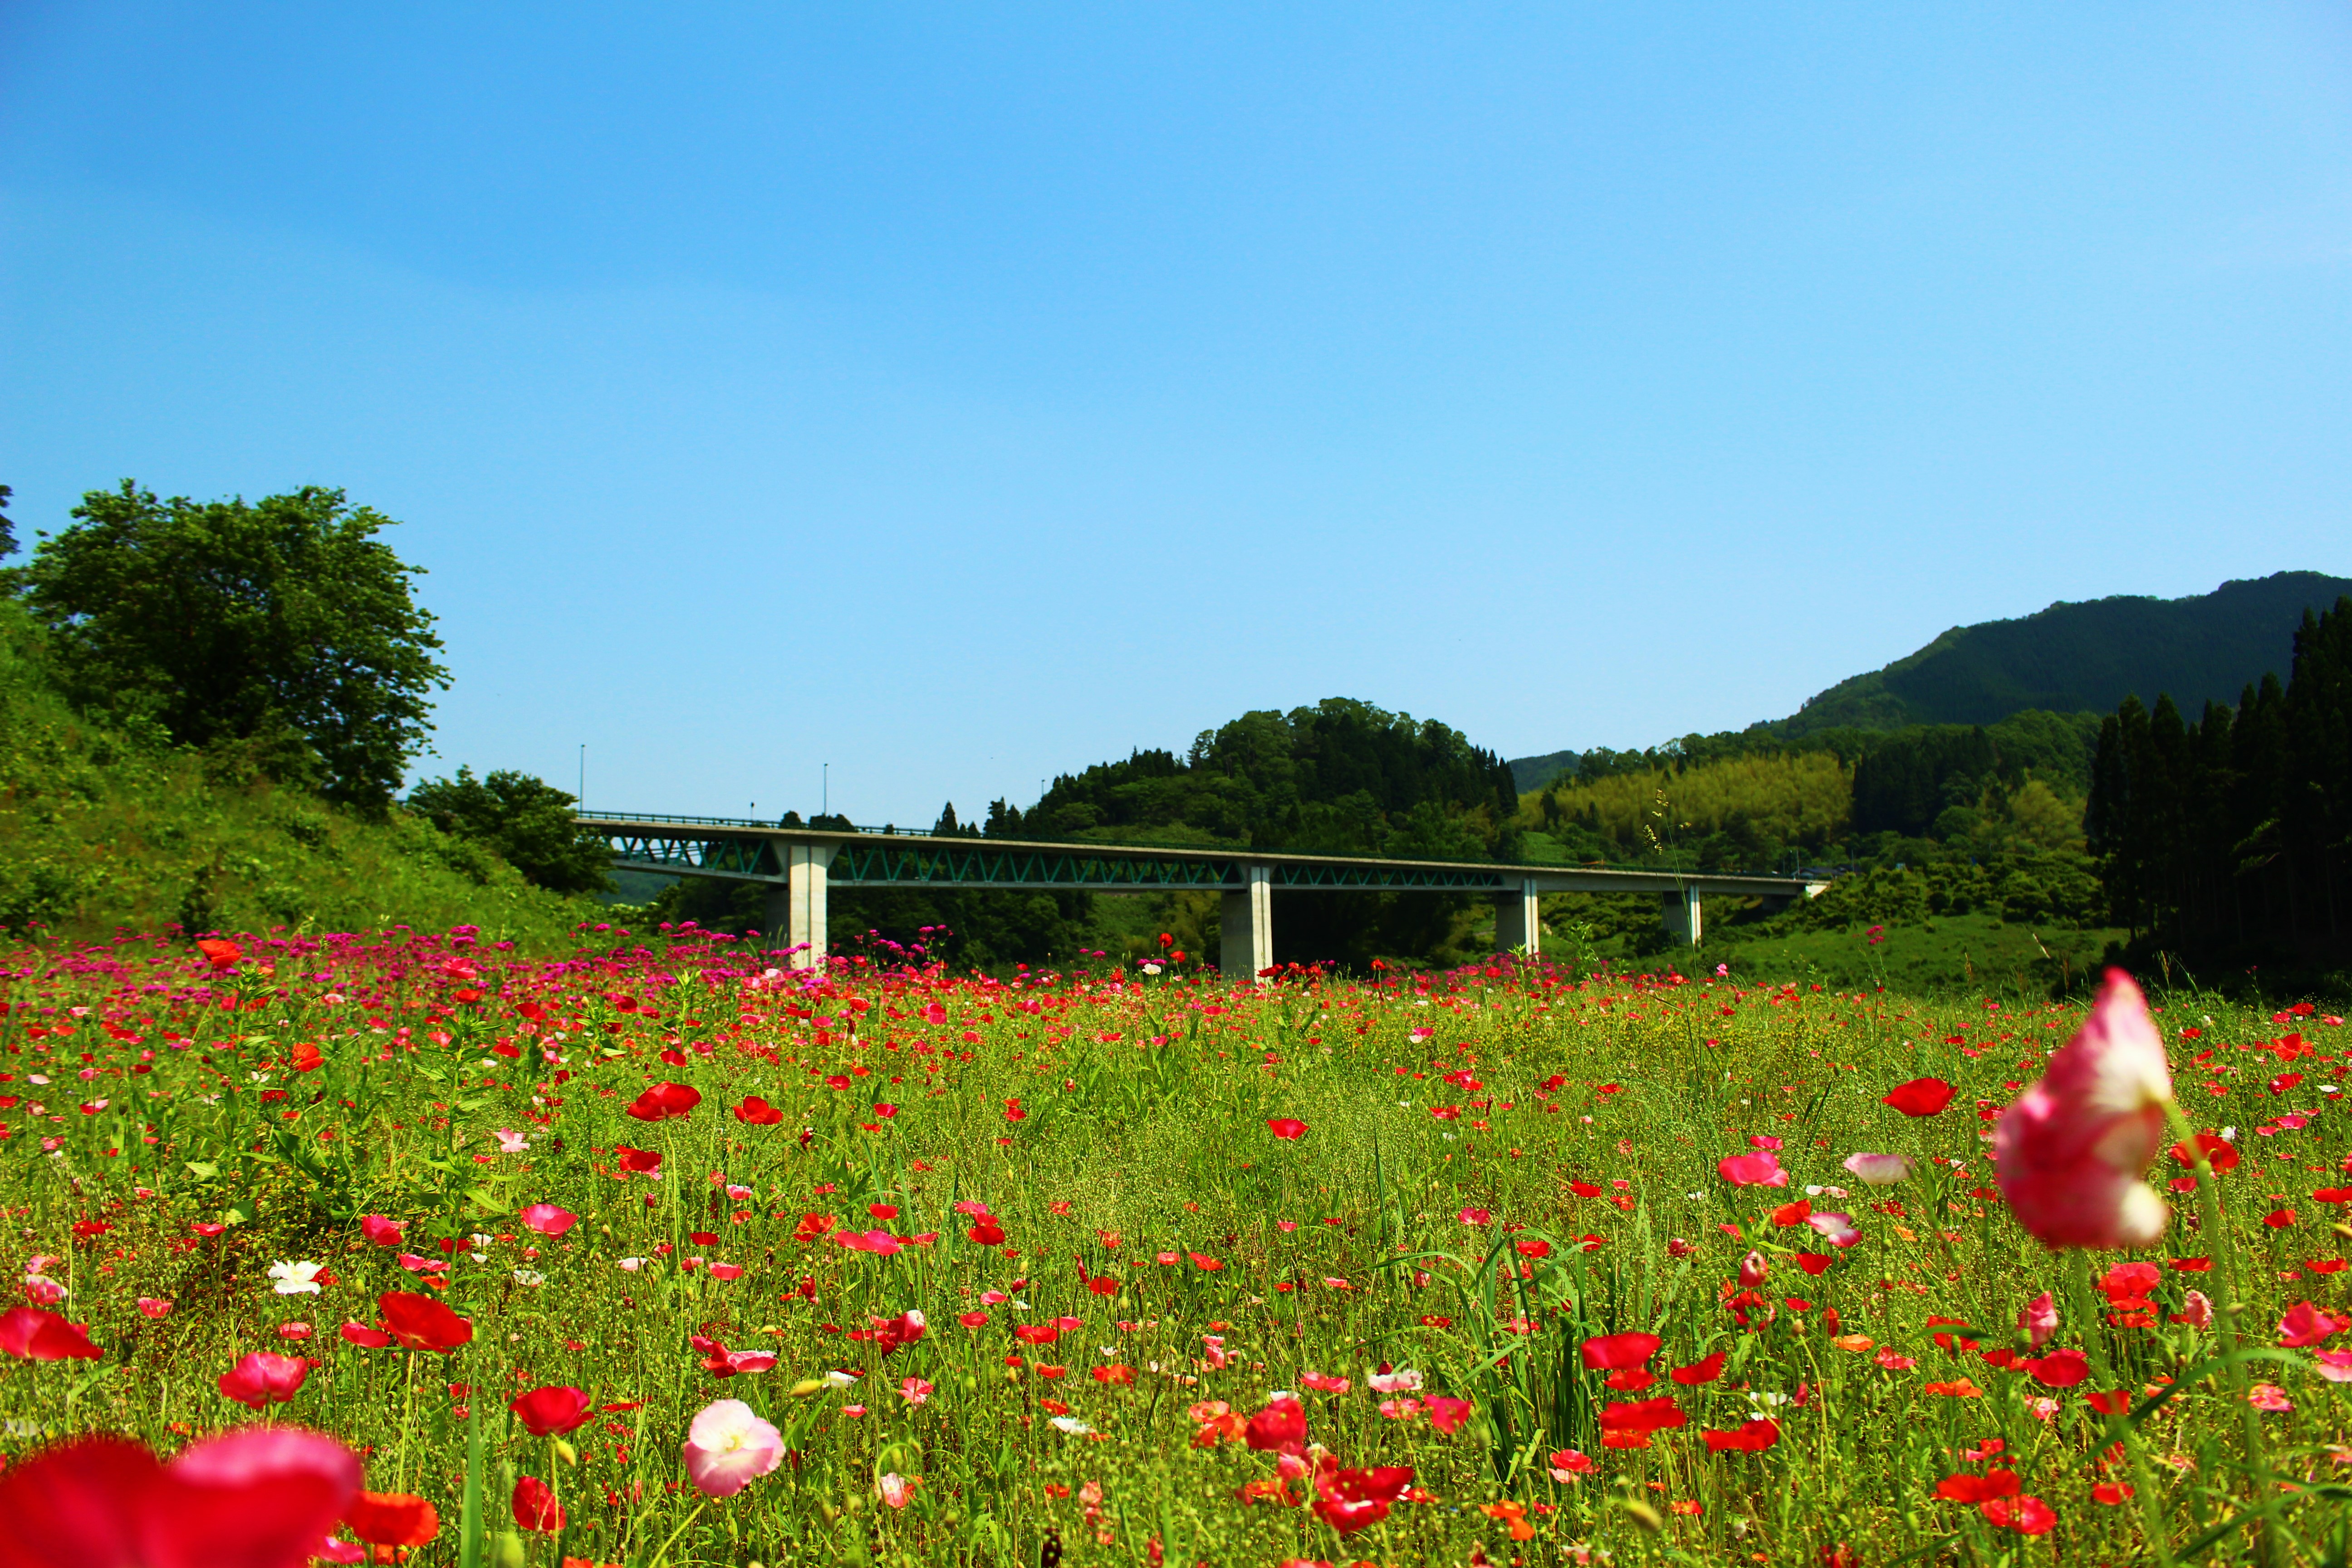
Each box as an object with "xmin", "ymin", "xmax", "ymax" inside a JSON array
[{"xmin": 578, "ymin": 813, "xmax": 1823, "ymax": 898}]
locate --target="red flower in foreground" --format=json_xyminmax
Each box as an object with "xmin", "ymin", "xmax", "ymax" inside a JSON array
[
  {"xmin": 1312, "ymin": 1465, "xmax": 1413, "ymax": 1534},
  {"xmin": 624, "ymin": 1082, "xmax": 701, "ymax": 1122},
  {"xmin": 1935, "ymin": 1470, "xmax": 2021, "ymax": 1504},
  {"xmin": 510, "ymin": 1475, "xmax": 564, "ymax": 1533},
  {"xmin": 734, "ymin": 1095, "xmax": 784, "ymax": 1126},
  {"xmin": 614, "ymin": 1146, "xmax": 663, "ymax": 1174},
  {"xmin": 1578, "ymin": 1333, "xmax": 1660, "ymax": 1370},
  {"xmin": 217, "ymin": 1352, "xmax": 309, "ymax": 1409},
  {"xmin": 1981, "ymin": 1495, "xmax": 2057, "ymax": 1535},
  {"xmin": 509, "ymin": 1385, "xmax": 595, "ymax": 1436},
  {"xmin": 1701, "ymin": 1417, "xmax": 1780, "ymax": 1453},
  {"xmin": 0, "ymin": 1306, "xmax": 103, "ymax": 1361},
  {"xmin": 2170, "ymin": 1132, "xmax": 2240, "ymax": 1173},
  {"xmin": 1882, "ymin": 1078, "xmax": 1957, "ymax": 1117},
  {"xmin": 358, "ymin": 1215, "xmax": 405, "ymax": 1248},
  {"xmin": 195, "ymin": 938, "xmax": 243, "ymax": 971},
  {"xmin": 1266, "ymin": 1117, "xmax": 1308, "ymax": 1140},
  {"xmin": 1598, "ymin": 1396, "xmax": 1685, "ymax": 1448},
  {"xmin": 338, "ymin": 1322, "xmax": 392, "ymax": 1348},
  {"xmin": 2020, "ymin": 1348, "xmax": 2089, "ymax": 1388},
  {"xmin": 1994, "ymin": 970, "xmax": 2174, "ymax": 1249},
  {"xmin": 0, "ymin": 1428, "xmax": 359, "ymax": 1568},
  {"xmin": 1670, "ymin": 1351, "xmax": 1726, "ymax": 1385},
  {"xmin": 1424, "ymin": 1395, "xmax": 1474, "ymax": 1434},
  {"xmin": 344, "ymin": 1490, "xmax": 440, "ymax": 1549},
  {"xmin": 377, "ymin": 1292, "xmax": 473, "ymax": 1353},
  {"xmin": 1243, "ymin": 1396, "xmax": 1308, "ymax": 1456}
]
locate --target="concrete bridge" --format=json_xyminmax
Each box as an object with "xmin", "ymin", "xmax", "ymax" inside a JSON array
[{"xmin": 580, "ymin": 813, "xmax": 1829, "ymax": 978}]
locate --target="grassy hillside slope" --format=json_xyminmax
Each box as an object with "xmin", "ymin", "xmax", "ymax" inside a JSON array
[{"xmin": 0, "ymin": 603, "xmax": 593, "ymax": 947}]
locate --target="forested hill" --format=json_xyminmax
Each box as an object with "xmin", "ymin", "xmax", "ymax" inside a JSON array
[
  {"xmin": 1769, "ymin": 571, "xmax": 2352, "ymax": 735},
  {"xmin": 950, "ymin": 698, "xmax": 1523, "ymax": 862}
]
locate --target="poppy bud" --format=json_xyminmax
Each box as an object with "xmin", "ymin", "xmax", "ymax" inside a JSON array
[{"xmin": 1738, "ymin": 1251, "xmax": 1769, "ymax": 1288}]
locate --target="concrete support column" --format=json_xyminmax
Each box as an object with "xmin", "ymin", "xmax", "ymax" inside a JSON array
[
  {"xmin": 1494, "ymin": 878, "xmax": 1542, "ymax": 956},
  {"xmin": 1220, "ymin": 865, "xmax": 1274, "ymax": 982},
  {"xmin": 767, "ymin": 842, "xmax": 838, "ymax": 970},
  {"xmin": 1660, "ymin": 886, "xmax": 1704, "ymax": 946}
]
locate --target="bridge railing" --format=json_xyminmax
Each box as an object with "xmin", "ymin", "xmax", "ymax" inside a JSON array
[{"xmin": 578, "ymin": 810, "xmax": 1837, "ymax": 882}]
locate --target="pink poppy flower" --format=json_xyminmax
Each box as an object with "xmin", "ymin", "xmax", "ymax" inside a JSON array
[{"xmin": 1994, "ymin": 970, "xmax": 2174, "ymax": 1249}]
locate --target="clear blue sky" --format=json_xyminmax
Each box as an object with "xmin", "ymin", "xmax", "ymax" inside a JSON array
[{"xmin": 3, "ymin": 4, "xmax": 2347, "ymax": 825}]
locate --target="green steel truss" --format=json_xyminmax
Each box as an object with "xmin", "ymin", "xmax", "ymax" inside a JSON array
[{"xmin": 593, "ymin": 823, "xmax": 1516, "ymax": 892}]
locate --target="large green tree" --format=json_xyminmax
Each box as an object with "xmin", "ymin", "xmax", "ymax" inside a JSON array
[
  {"xmin": 20, "ymin": 481, "xmax": 447, "ymax": 809},
  {"xmin": 406, "ymin": 767, "xmax": 612, "ymax": 896}
]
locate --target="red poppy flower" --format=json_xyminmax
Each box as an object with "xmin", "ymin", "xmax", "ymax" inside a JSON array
[
  {"xmin": 1882, "ymin": 1078, "xmax": 1956, "ymax": 1117},
  {"xmin": 734, "ymin": 1096, "xmax": 784, "ymax": 1126},
  {"xmin": 613, "ymin": 1146, "xmax": 662, "ymax": 1174},
  {"xmin": 2263, "ymin": 1208, "xmax": 2295, "ymax": 1229},
  {"xmin": 1312, "ymin": 1465, "xmax": 1413, "ymax": 1534},
  {"xmin": 2019, "ymin": 1348, "xmax": 2088, "ymax": 1388},
  {"xmin": 217, "ymin": 1352, "xmax": 309, "ymax": 1409},
  {"xmin": 1795, "ymin": 1253, "xmax": 1833, "ymax": 1276},
  {"xmin": 1425, "ymin": 1394, "xmax": 1474, "ymax": 1434},
  {"xmin": 967, "ymin": 1218, "xmax": 1006, "ymax": 1246},
  {"xmin": 2279, "ymin": 1300, "xmax": 2351, "ymax": 1348},
  {"xmin": 377, "ymin": 1292, "xmax": 473, "ymax": 1354},
  {"xmin": 1981, "ymin": 1495, "xmax": 2056, "ymax": 1535},
  {"xmin": 1578, "ymin": 1333, "xmax": 1661, "ymax": 1370},
  {"xmin": 0, "ymin": 1429, "xmax": 362, "ymax": 1568},
  {"xmin": 511, "ymin": 1475, "xmax": 564, "ymax": 1533},
  {"xmin": 510, "ymin": 1386, "xmax": 595, "ymax": 1435},
  {"xmin": 1670, "ymin": 1351, "xmax": 1726, "ymax": 1386},
  {"xmin": 1935, "ymin": 1470, "xmax": 2021, "ymax": 1504},
  {"xmin": 196, "ymin": 938, "xmax": 243, "ymax": 970},
  {"xmin": 1266, "ymin": 1118, "xmax": 1308, "ymax": 1140},
  {"xmin": 358, "ymin": 1215, "xmax": 405, "ymax": 1248},
  {"xmin": 1244, "ymin": 1395, "xmax": 1309, "ymax": 1455},
  {"xmin": 1597, "ymin": 1396, "xmax": 1685, "ymax": 1447},
  {"xmin": 345, "ymin": 1490, "xmax": 440, "ymax": 1549},
  {"xmin": 0, "ymin": 1306, "xmax": 103, "ymax": 1361},
  {"xmin": 623, "ymin": 1082, "xmax": 701, "ymax": 1122},
  {"xmin": 339, "ymin": 1322, "xmax": 392, "ymax": 1348},
  {"xmin": 2170, "ymin": 1132, "xmax": 2239, "ymax": 1172},
  {"xmin": 1701, "ymin": 1417, "xmax": 1780, "ymax": 1453}
]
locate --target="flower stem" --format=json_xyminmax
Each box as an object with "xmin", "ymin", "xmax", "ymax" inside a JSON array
[
  {"xmin": 2063, "ymin": 1250, "xmax": 2175, "ymax": 1568},
  {"xmin": 2161, "ymin": 1100, "xmax": 2289, "ymax": 1564}
]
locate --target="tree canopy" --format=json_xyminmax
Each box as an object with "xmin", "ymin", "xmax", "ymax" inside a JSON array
[
  {"xmin": 406, "ymin": 767, "xmax": 612, "ymax": 896},
  {"xmin": 19, "ymin": 481, "xmax": 447, "ymax": 809}
]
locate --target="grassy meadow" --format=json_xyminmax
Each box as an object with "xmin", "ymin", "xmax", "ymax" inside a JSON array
[{"xmin": 3, "ymin": 928, "xmax": 2349, "ymax": 1566}]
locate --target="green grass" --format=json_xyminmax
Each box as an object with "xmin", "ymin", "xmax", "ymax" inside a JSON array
[{"xmin": 3, "ymin": 931, "xmax": 2348, "ymax": 1565}]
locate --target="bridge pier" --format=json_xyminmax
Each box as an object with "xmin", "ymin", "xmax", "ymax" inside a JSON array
[
  {"xmin": 1661, "ymin": 886, "xmax": 1704, "ymax": 946},
  {"xmin": 1220, "ymin": 865, "xmax": 1273, "ymax": 981},
  {"xmin": 762, "ymin": 843, "xmax": 838, "ymax": 969},
  {"xmin": 1493, "ymin": 878, "xmax": 1542, "ymax": 956}
]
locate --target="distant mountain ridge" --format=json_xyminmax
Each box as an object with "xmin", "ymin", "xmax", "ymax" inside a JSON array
[{"xmin": 1509, "ymin": 570, "xmax": 2352, "ymax": 787}]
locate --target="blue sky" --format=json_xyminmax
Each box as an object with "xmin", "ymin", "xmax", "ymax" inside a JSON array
[{"xmin": 3, "ymin": 3, "xmax": 2347, "ymax": 825}]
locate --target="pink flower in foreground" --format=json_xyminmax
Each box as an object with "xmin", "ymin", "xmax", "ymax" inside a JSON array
[
  {"xmin": 682, "ymin": 1398, "xmax": 785, "ymax": 1498},
  {"xmin": 1717, "ymin": 1152, "xmax": 1789, "ymax": 1188},
  {"xmin": 0, "ymin": 1427, "xmax": 360, "ymax": 1568},
  {"xmin": 2313, "ymin": 1349, "xmax": 2352, "ymax": 1383},
  {"xmin": 2019, "ymin": 1291, "xmax": 2058, "ymax": 1349},
  {"xmin": 2279, "ymin": 1301, "xmax": 2350, "ymax": 1349},
  {"xmin": 518, "ymin": 1204, "xmax": 577, "ymax": 1238},
  {"xmin": 0, "ymin": 1306, "xmax": 103, "ymax": 1361},
  {"xmin": 1994, "ymin": 969, "xmax": 2173, "ymax": 1249},
  {"xmin": 358, "ymin": 1215, "xmax": 404, "ymax": 1248},
  {"xmin": 1842, "ymin": 1152, "xmax": 1912, "ymax": 1186}
]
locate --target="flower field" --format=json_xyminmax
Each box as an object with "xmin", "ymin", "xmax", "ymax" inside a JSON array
[{"xmin": 0, "ymin": 926, "xmax": 2349, "ymax": 1567}]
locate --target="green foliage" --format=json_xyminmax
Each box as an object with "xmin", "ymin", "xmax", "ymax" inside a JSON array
[
  {"xmin": 16, "ymin": 480, "xmax": 448, "ymax": 811},
  {"xmin": 0, "ymin": 598, "xmax": 587, "ymax": 945},
  {"xmin": 2086, "ymin": 595, "xmax": 2352, "ymax": 972},
  {"xmin": 0, "ymin": 482, "xmax": 15, "ymax": 559},
  {"xmin": 1769, "ymin": 569, "xmax": 2352, "ymax": 735},
  {"xmin": 407, "ymin": 766, "xmax": 613, "ymax": 896}
]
